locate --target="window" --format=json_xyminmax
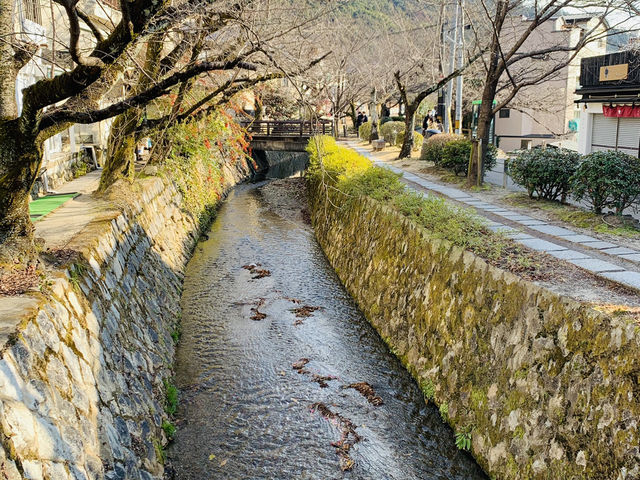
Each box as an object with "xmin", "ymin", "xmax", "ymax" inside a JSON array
[
  {"xmin": 499, "ymin": 109, "xmax": 510, "ymax": 118},
  {"xmin": 520, "ymin": 139, "xmax": 532, "ymax": 150}
]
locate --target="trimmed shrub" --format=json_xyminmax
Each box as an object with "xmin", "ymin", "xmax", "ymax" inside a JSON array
[
  {"xmin": 358, "ymin": 121, "xmax": 372, "ymax": 141},
  {"xmin": 307, "ymin": 135, "xmax": 370, "ymax": 180},
  {"xmin": 441, "ymin": 139, "xmax": 472, "ymax": 175},
  {"xmin": 420, "ymin": 133, "xmax": 465, "ymax": 164},
  {"xmin": 509, "ymin": 148, "xmax": 580, "ymax": 202},
  {"xmin": 412, "ymin": 132, "xmax": 424, "ymax": 152},
  {"xmin": 380, "ymin": 121, "xmax": 406, "ymax": 146},
  {"xmin": 571, "ymin": 150, "xmax": 640, "ymax": 215},
  {"xmin": 484, "ymin": 144, "xmax": 498, "ymax": 173}
]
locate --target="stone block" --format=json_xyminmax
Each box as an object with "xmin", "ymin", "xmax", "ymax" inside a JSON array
[
  {"xmin": 569, "ymin": 258, "xmax": 625, "ymax": 273},
  {"xmin": 601, "ymin": 271, "xmax": 640, "ymax": 290},
  {"xmin": 518, "ymin": 238, "xmax": 567, "ymax": 252},
  {"xmin": 529, "ymin": 224, "xmax": 577, "ymax": 237},
  {"xmin": 1, "ymin": 402, "xmax": 37, "ymax": 457},
  {"xmin": 22, "ymin": 460, "xmax": 44, "ymax": 480}
]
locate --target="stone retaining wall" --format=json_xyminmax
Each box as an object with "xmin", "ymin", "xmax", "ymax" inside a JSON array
[
  {"xmin": 0, "ymin": 159, "xmax": 251, "ymax": 479},
  {"xmin": 311, "ymin": 190, "xmax": 640, "ymax": 480}
]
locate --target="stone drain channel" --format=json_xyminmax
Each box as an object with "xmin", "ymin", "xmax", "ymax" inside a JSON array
[
  {"xmin": 166, "ymin": 181, "xmax": 487, "ymax": 479},
  {"xmin": 349, "ymin": 143, "xmax": 640, "ymax": 292}
]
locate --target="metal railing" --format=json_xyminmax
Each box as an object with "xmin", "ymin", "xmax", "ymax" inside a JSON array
[{"xmin": 241, "ymin": 120, "xmax": 334, "ymax": 137}]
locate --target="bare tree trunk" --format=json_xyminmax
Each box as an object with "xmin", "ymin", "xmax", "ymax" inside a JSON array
[
  {"xmin": 398, "ymin": 107, "xmax": 416, "ymax": 159},
  {"xmin": 99, "ymin": 40, "xmax": 163, "ymax": 191},
  {"xmin": 468, "ymin": 84, "xmax": 494, "ymax": 185},
  {"xmin": 0, "ymin": 120, "xmax": 42, "ymax": 261},
  {"xmin": 0, "ymin": 0, "xmax": 42, "ymax": 260}
]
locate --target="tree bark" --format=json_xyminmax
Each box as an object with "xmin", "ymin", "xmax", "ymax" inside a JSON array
[
  {"xmin": 398, "ymin": 107, "xmax": 416, "ymax": 159},
  {"xmin": 0, "ymin": 120, "xmax": 42, "ymax": 261},
  {"xmin": 467, "ymin": 80, "xmax": 496, "ymax": 185}
]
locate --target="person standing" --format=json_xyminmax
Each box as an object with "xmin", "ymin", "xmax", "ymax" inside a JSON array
[{"xmin": 355, "ymin": 111, "xmax": 364, "ymax": 132}]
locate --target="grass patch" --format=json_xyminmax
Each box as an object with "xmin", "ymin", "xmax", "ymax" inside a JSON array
[
  {"xmin": 164, "ymin": 379, "xmax": 179, "ymax": 415},
  {"xmin": 505, "ymin": 193, "xmax": 640, "ymax": 239},
  {"xmin": 162, "ymin": 420, "xmax": 176, "ymax": 439},
  {"xmin": 328, "ymin": 160, "xmax": 547, "ymax": 280}
]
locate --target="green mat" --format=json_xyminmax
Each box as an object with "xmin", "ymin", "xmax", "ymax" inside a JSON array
[{"xmin": 29, "ymin": 193, "xmax": 79, "ymax": 221}]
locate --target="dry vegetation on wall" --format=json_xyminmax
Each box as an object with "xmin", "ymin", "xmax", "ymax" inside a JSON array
[{"xmin": 307, "ymin": 136, "xmax": 550, "ymax": 281}]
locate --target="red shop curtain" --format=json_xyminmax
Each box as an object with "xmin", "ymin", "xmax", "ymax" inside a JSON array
[{"xmin": 603, "ymin": 104, "xmax": 640, "ymax": 118}]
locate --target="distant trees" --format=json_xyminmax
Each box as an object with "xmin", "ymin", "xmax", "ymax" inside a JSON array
[
  {"xmin": 465, "ymin": 0, "xmax": 640, "ymax": 185},
  {"xmin": 0, "ymin": 0, "xmax": 328, "ymax": 260}
]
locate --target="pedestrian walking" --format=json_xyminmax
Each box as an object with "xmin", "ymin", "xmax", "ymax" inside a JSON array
[{"xmin": 355, "ymin": 111, "xmax": 364, "ymax": 132}]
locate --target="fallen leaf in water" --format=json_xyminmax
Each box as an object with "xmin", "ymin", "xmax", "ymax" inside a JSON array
[
  {"xmin": 219, "ymin": 459, "xmax": 228, "ymax": 467},
  {"xmin": 344, "ymin": 382, "xmax": 383, "ymax": 406},
  {"xmin": 279, "ymin": 371, "xmax": 286, "ymax": 376},
  {"xmin": 208, "ymin": 454, "xmax": 216, "ymax": 461}
]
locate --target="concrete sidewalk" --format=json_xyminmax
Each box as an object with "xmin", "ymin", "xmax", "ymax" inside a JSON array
[
  {"xmin": 34, "ymin": 169, "xmax": 112, "ymax": 250},
  {"xmin": 347, "ymin": 141, "xmax": 640, "ymax": 292}
]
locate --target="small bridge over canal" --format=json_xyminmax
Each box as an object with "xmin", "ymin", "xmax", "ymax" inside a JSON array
[{"xmin": 242, "ymin": 120, "xmax": 334, "ymax": 152}]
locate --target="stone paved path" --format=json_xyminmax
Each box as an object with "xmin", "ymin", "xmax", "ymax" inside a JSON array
[
  {"xmin": 347, "ymin": 142, "xmax": 640, "ymax": 292},
  {"xmin": 34, "ymin": 169, "xmax": 110, "ymax": 249}
]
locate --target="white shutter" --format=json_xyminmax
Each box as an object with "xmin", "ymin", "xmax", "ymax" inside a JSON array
[
  {"xmin": 617, "ymin": 118, "xmax": 640, "ymax": 156},
  {"xmin": 591, "ymin": 114, "xmax": 618, "ymax": 150}
]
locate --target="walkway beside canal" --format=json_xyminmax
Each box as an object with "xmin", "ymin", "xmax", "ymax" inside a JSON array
[{"xmin": 347, "ymin": 141, "xmax": 640, "ymax": 293}]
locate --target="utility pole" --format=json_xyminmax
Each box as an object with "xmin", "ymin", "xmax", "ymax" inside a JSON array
[
  {"xmin": 443, "ymin": 1, "xmax": 459, "ymax": 134},
  {"xmin": 455, "ymin": 0, "xmax": 464, "ymax": 135}
]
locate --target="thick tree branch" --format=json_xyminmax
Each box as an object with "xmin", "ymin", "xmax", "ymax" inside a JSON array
[
  {"xmin": 77, "ymin": 9, "xmax": 105, "ymax": 43},
  {"xmin": 39, "ymin": 60, "xmax": 258, "ymax": 128}
]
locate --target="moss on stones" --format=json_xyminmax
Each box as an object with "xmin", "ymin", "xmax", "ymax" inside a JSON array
[{"xmin": 309, "ymin": 184, "xmax": 640, "ymax": 480}]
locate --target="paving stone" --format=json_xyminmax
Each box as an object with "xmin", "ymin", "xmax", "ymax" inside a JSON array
[
  {"xmin": 569, "ymin": 258, "xmax": 625, "ymax": 273},
  {"xmin": 559, "ymin": 234, "xmax": 599, "ymax": 243},
  {"xmin": 501, "ymin": 214, "xmax": 535, "ymax": 221},
  {"xmin": 529, "ymin": 225, "xmax": 577, "ymax": 236},
  {"xmin": 508, "ymin": 232, "xmax": 534, "ymax": 240},
  {"xmin": 600, "ymin": 270, "xmax": 640, "ymax": 290},
  {"xmin": 488, "ymin": 224, "xmax": 517, "ymax": 232},
  {"xmin": 620, "ymin": 253, "xmax": 640, "ymax": 262},
  {"xmin": 548, "ymin": 250, "xmax": 591, "ymax": 261},
  {"xmin": 518, "ymin": 238, "xmax": 567, "ymax": 252},
  {"xmin": 580, "ymin": 241, "xmax": 618, "ymax": 250},
  {"xmin": 519, "ymin": 219, "xmax": 548, "ymax": 226},
  {"xmin": 600, "ymin": 247, "xmax": 638, "ymax": 256},
  {"xmin": 490, "ymin": 210, "xmax": 514, "ymax": 215}
]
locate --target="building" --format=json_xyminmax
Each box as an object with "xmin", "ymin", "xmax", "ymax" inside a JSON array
[
  {"xmin": 14, "ymin": 0, "xmax": 121, "ymax": 195},
  {"xmin": 575, "ymin": 50, "xmax": 640, "ymax": 157},
  {"xmin": 494, "ymin": 14, "xmax": 609, "ymax": 152}
]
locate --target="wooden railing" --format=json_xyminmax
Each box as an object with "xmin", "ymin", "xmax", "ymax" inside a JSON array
[{"xmin": 241, "ymin": 120, "xmax": 334, "ymax": 137}]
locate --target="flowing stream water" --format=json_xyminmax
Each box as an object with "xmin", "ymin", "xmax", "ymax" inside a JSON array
[{"xmin": 167, "ymin": 173, "xmax": 487, "ymax": 479}]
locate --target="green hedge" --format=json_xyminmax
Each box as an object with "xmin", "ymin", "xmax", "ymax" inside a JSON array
[
  {"xmin": 509, "ymin": 148, "xmax": 580, "ymax": 202},
  {"xmin": 420, "ymin": 134, "xmax": 465, "ymax": 165},
  {"xmin": 571, "ymin": 150, "xmax": 640, "ymax": 215},
  {"xmin": 359, "ymin": 121, "xmax": 372, "ymax": 141},
  {"xmin": 422, "ymin": 134, "xmax": 497, "ymax": 176},
  {"xmin": 380, "ymin": 121, "xmax": 405, "ymax": 146}
]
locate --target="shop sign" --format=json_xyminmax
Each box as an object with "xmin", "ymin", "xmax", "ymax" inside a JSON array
[{"xmin": 600, "ymin": 64, "xmax": 629, "ymax": 82}]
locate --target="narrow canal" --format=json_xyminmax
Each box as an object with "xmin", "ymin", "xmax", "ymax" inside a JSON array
[{"xmin": 167, "ymin": 175, "xmax": 487, "ymax": 479}]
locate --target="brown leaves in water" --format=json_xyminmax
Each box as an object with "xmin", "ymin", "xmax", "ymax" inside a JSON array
[
  {"xmin": 290, "ymin": 304, "xmax": 323, "ymax": 326},
  {"xmin": 292, "ymin": 358, "xmax": 336, "ymax": 387},
  {"xmin": 311, "ymin": 374, "xmax": 337, "ymax": 388},
  {"xmin": 292, "ymin": 358, "xmax": 310, "ymax": 373},
  {"xmin": 310, "ymin": 403, "xmax": 361, "ymax": 471},
  {"xmin": 250, "ymin": 298, "xmax": 267, "ymax": 321},
  {"xmin": 344, "ymin": 382, "xmax": 384, "ymax": 406},
  {"xmin": 242, "ymin": 264, "xmax": 271, "ymax": 279}
]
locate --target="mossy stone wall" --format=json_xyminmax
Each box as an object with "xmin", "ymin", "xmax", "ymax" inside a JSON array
[{"xmin": 311, "ymin": 191, "xmax": 640, "ymax": 480}]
